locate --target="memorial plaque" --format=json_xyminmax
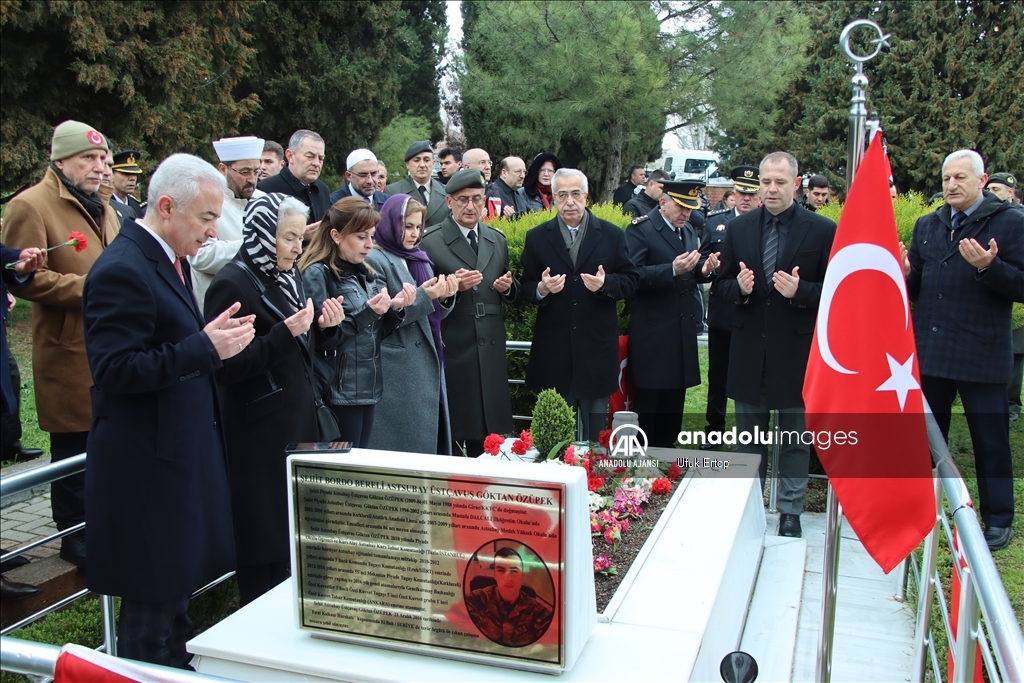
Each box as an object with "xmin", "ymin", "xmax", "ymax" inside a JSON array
[{"xmin": 287, "ymin": 448, "xmax": 593, "ymax": 674}]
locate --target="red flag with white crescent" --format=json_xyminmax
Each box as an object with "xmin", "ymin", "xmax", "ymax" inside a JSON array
[{"xmin": 802, "ymin": 135, "xmax": 934, "ymax": 573}]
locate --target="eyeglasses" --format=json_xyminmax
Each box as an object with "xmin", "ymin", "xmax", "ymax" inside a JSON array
[
  {"xmin": 351, "ymin": 171, "xmax": 376, "ymax": 179},
  {"xmin": 554, "ymin": 190, "xmax": 585, "ymax": 201},
  {"xmin": 539, "ymin": 167, "xmax": 555, "ymax": 175},
  {"xmin": 452, "ymin": 195, "xmax": 486, "ymax": 206},
  {"xmin": 228, "ymin": 166, "xmax": 259, "ymax": 178}
]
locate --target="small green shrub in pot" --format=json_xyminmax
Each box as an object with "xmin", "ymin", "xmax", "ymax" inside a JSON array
[{"xmin": 530, "ymin": 388, "xmax": 576, "ymax": 459}]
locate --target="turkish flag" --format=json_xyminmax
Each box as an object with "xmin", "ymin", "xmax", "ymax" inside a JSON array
[{"xmin": 802, "ymin": 135, "xmax": 934, "ymax": 573}]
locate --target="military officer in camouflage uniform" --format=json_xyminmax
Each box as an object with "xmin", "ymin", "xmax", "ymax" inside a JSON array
[{"xmin": 465, "ymin": 548, "xmax": 554, "ymax": 647}]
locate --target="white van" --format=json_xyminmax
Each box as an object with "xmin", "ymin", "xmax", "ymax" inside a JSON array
[{"xmin": 658, "ymin": 149, "xmax": 720, "ymax": 180}]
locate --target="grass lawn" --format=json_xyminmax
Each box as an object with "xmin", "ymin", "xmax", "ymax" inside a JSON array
[{"xmin": 1, "ymin": 307, "xmax": 1020, "ymax": 675}]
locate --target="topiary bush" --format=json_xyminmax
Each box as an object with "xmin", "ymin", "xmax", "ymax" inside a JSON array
[{"xmin": 530, "ymin": 388, "xmax": 576, "ymax": 459}]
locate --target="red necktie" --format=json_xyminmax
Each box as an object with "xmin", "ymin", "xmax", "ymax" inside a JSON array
[{"xmin": 173, "ymin": 258, "xmax": 186, "ymax": 285}]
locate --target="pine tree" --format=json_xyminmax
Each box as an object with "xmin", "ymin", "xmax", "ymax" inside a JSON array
[
  {"xmin": 718, "ymin": 0, "xmax": 1024, "ymax": 193},
  {"xmin": 0, "ymin": 0, "xmax": 258, "ymax": 189}
]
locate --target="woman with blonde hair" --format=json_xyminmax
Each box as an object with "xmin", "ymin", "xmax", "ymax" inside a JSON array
[
  {"xmin": 366, "ymin": 195, "xmax": 459, "ymax": 454},
  {"xmin": 299, "ymin": 196, "xmax": 416, "ymax": 447}
]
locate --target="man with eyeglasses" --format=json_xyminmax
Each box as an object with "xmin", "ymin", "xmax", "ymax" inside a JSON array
[
  {"xmin": 486, "ymin": 156, "xmax": 528, "ymax": 218},
  {"xmin": 463, "ymin": 148, "xmax": 494, "ymax": 184},
  {"xmin": 420, "ymin": 169, "xmax": 519, "ymax": 456},
  {"xmin": 520, "ymin": 169, "xmax": 639, "ymax": 443},
  {"xmin": 189, "ymin": 135, "xmax": 266, "ymax": 311},
  {"xmin": 329, "ymin": 149, "xmax": 389, "ymax": 210}
]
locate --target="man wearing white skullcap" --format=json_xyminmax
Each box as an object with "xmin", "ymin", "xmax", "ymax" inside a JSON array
[
  {"xmin": 328, "ymin": 148, "xmax": 390, "ymax": 210},
  {"xmin": 189, "ymin": 135, "xmax": 266, "ymax": 312}
]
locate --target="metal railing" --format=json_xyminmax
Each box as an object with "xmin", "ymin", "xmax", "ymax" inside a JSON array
[
  {"xmin": 1, "ymin": 636, "xmax": 240, "ymax": 681},
  {"xmin": 0, "ymin": 454, "xmax": 234, "ymax": 654},
  {"xmin": 905, "ymin": 413, "xmax": 1024, "ymax": 683}
]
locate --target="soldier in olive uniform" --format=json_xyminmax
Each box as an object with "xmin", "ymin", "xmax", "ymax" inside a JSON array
[{"xmin": 464, "ymin": 548, "xmax": 554, "ymax": 647}]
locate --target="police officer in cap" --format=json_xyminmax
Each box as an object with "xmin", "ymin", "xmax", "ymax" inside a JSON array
[
  {"xmin": 625, "ymin": 179, "xmax": 719, "ymax": 448},
  {"xmin": 110, "ymin": 150, "xmax": 145, "ymax": 217},
  {"xmin": 699, "ymin": 165, "xmax": 760, "ymax": 448}
]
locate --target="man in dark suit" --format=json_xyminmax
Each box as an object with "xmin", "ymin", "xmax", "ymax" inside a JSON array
[
  {"xmin": 329, "ymin": 148, "xmax": 389, "ymax": 210},
  {"xmin": 83, "ymin": 153, "xmax": 255, "ymax": 667},
  {"xmin": 256, "ymin": 129, "xmax": 331, "ymax": 227},
  {"xmin": 625, "ymin": 180, "xmax": 719, "ymax": 447},
  {"xmin": 622, "ymin": 169, "xmax": 668, "ymax": 220},
  {"xmin": 387, "ymin": 140, "xmax": 450, "ymax": 227},
  {"xmin": 717, "ymin": 152, "xmax": 836, "ymax": 538},
  {"xmin": 903, "ymin": 150, "xmax": 1024, "ymax": 551},
  {"xmin": 1, "ymin": 243, "xmax": 46, "ymax": 602},
  {"xmin": 700, "ymin": 165, "xmax": 761, "ymax": 448},
  {"xmin": 613, "ymin": 165, "xmax": 646, "ymax": 205},
  {"xmin": 420, "ymin": 169, "xmax": 519, "ymax": 456},
  {"xmin": 486, "ymin": 156, "xmax": 529, "ymax": 217},
  {"xmin": 520, "ymin": 168, "xmax": 639, "ymax": 442}
]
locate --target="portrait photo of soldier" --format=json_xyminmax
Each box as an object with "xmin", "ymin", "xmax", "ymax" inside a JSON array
[{"xmin": 463, "ymin": 543, "xmax": 555, "ymax": 648}]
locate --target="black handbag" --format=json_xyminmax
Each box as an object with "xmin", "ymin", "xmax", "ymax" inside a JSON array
[{"xmin": 231, "ymin": 259, "xmax": 341, "ymax": 442}]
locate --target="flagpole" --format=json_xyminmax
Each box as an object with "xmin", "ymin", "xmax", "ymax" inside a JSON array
[{"xmin": 816, "ymin": 19, "xmax": 890, "ymax": 683}]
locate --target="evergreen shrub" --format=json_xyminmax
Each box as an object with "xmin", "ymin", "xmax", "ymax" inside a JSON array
[{"xmin": 529, "ymin": 388, "xmax": 576, "ymax": 459}]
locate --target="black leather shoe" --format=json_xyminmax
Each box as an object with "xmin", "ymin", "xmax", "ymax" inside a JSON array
[
  {"xmin": 984, "ymin": 526, "xmax": 1014, "ymax": 551},
  {"xmin": 1, "ymin": 575, "xmax": 40, "ymax": 601},
  {"xmin": 16, "ymin": 447, "xmax": 44, "ymax": 461},
  {"xmin": 0, "ymin": 548, "xmax": 31, "ymax": 573},
  {"xmin": 60, "ymin": 533, "xmax": 87, "ymax": 569},
  {"xmin": 699, "ymin": 441, "xmax": 717, "ymax": 451},
  {"xmin": 778, "ymin": 514, "xmax": 802, "ymax": 538}
]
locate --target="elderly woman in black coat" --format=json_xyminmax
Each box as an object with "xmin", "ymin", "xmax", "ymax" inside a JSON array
[{"xmin": 205, "ymin": 192, "xmax": 345, "ymax": 605}]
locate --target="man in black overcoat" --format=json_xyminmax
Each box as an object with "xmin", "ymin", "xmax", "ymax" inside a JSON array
[
  {"xmin": 83, "ymin": 154, "xmax": 255, "ymax": 667},
  {"xmin": 903, "ymin": 150, "xmax": 1024, "ymax": 551},
  {"xmin": 520, "ymin": 169, "xmax": 639, "ymax": 442},
  {"xmin": 257, "ymin": 129, "xmax": 332, "ymax": 225},
  {"xmin": 717, "ymin": 152, "xmax": 836, "ymax": 538},
  {"xmin": 625, "ymin": 180, "xmax": 719, "ymax": 447}
]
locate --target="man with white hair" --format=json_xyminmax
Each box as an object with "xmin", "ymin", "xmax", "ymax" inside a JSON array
[
  {"xmin": 329, "ymin": 148, "xmax": 389, "ymax": 210},
  {"xmin": 902, "ymin": 149, "xmax": 1024, "ymax": 552},
  {"xmin": 188, "ymin": 135, "xmax": 265, "ymax": 311},
  {"xmin": 519, "ymin": 168, "xmax": 639, "ymax": 442},
  {"xmin": 83, "ymin": 153, "xmax": 255, "ymax": 667}
]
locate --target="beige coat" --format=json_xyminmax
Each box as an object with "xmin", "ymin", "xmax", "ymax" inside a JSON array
[{"xmin": 1, "ymin": 167, "xmax": 121, "ymax": 432}]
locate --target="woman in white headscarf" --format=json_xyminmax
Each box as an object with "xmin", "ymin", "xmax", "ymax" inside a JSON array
[{"xmin": 205, "ymin": 192, "xmax": 344, "ymax": 605}]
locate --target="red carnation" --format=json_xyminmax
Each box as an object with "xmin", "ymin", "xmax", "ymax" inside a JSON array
[
  {"xmin": 668, "ymin": 461, "xmax": 682, "ymax": 481},
  {"xmin": 598, "ymin": 429, "xmax": 611, "ymax": 449},
  {"xmin": 67, "ymin": 231, "xmax": 88, "ymax": 252},
  {"xmin": 483, "ymin": 433, "xmax": 504, "ymax": 455},
  {"xmin": 511, "ymin": 439, "xmax": 528, "ymax": 455},
  {"xmin": 587, "ymin": 476, "xmax": 605, "ymax": 492},
  {"xmin": 519, "ymin": 430, "xmax": 533, "ymax": 448},
  {"xmin": 651, "ymin": 478, "xmax": 671, "ymax": 495}
]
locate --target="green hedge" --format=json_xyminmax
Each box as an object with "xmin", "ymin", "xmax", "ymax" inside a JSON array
[{"xmin": 484, "ymin": 203, "xmax": 633, "ymax": 425}]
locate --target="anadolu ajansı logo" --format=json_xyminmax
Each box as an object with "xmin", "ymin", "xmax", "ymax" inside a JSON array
[{"xmin": 609, "ymin": 423, "xmax": 648, "ymax": 459}]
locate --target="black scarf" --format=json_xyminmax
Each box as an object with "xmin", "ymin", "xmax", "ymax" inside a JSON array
[{"xmin": 51, "ymin": 162, "xmax": 105, "ymax": 222}]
